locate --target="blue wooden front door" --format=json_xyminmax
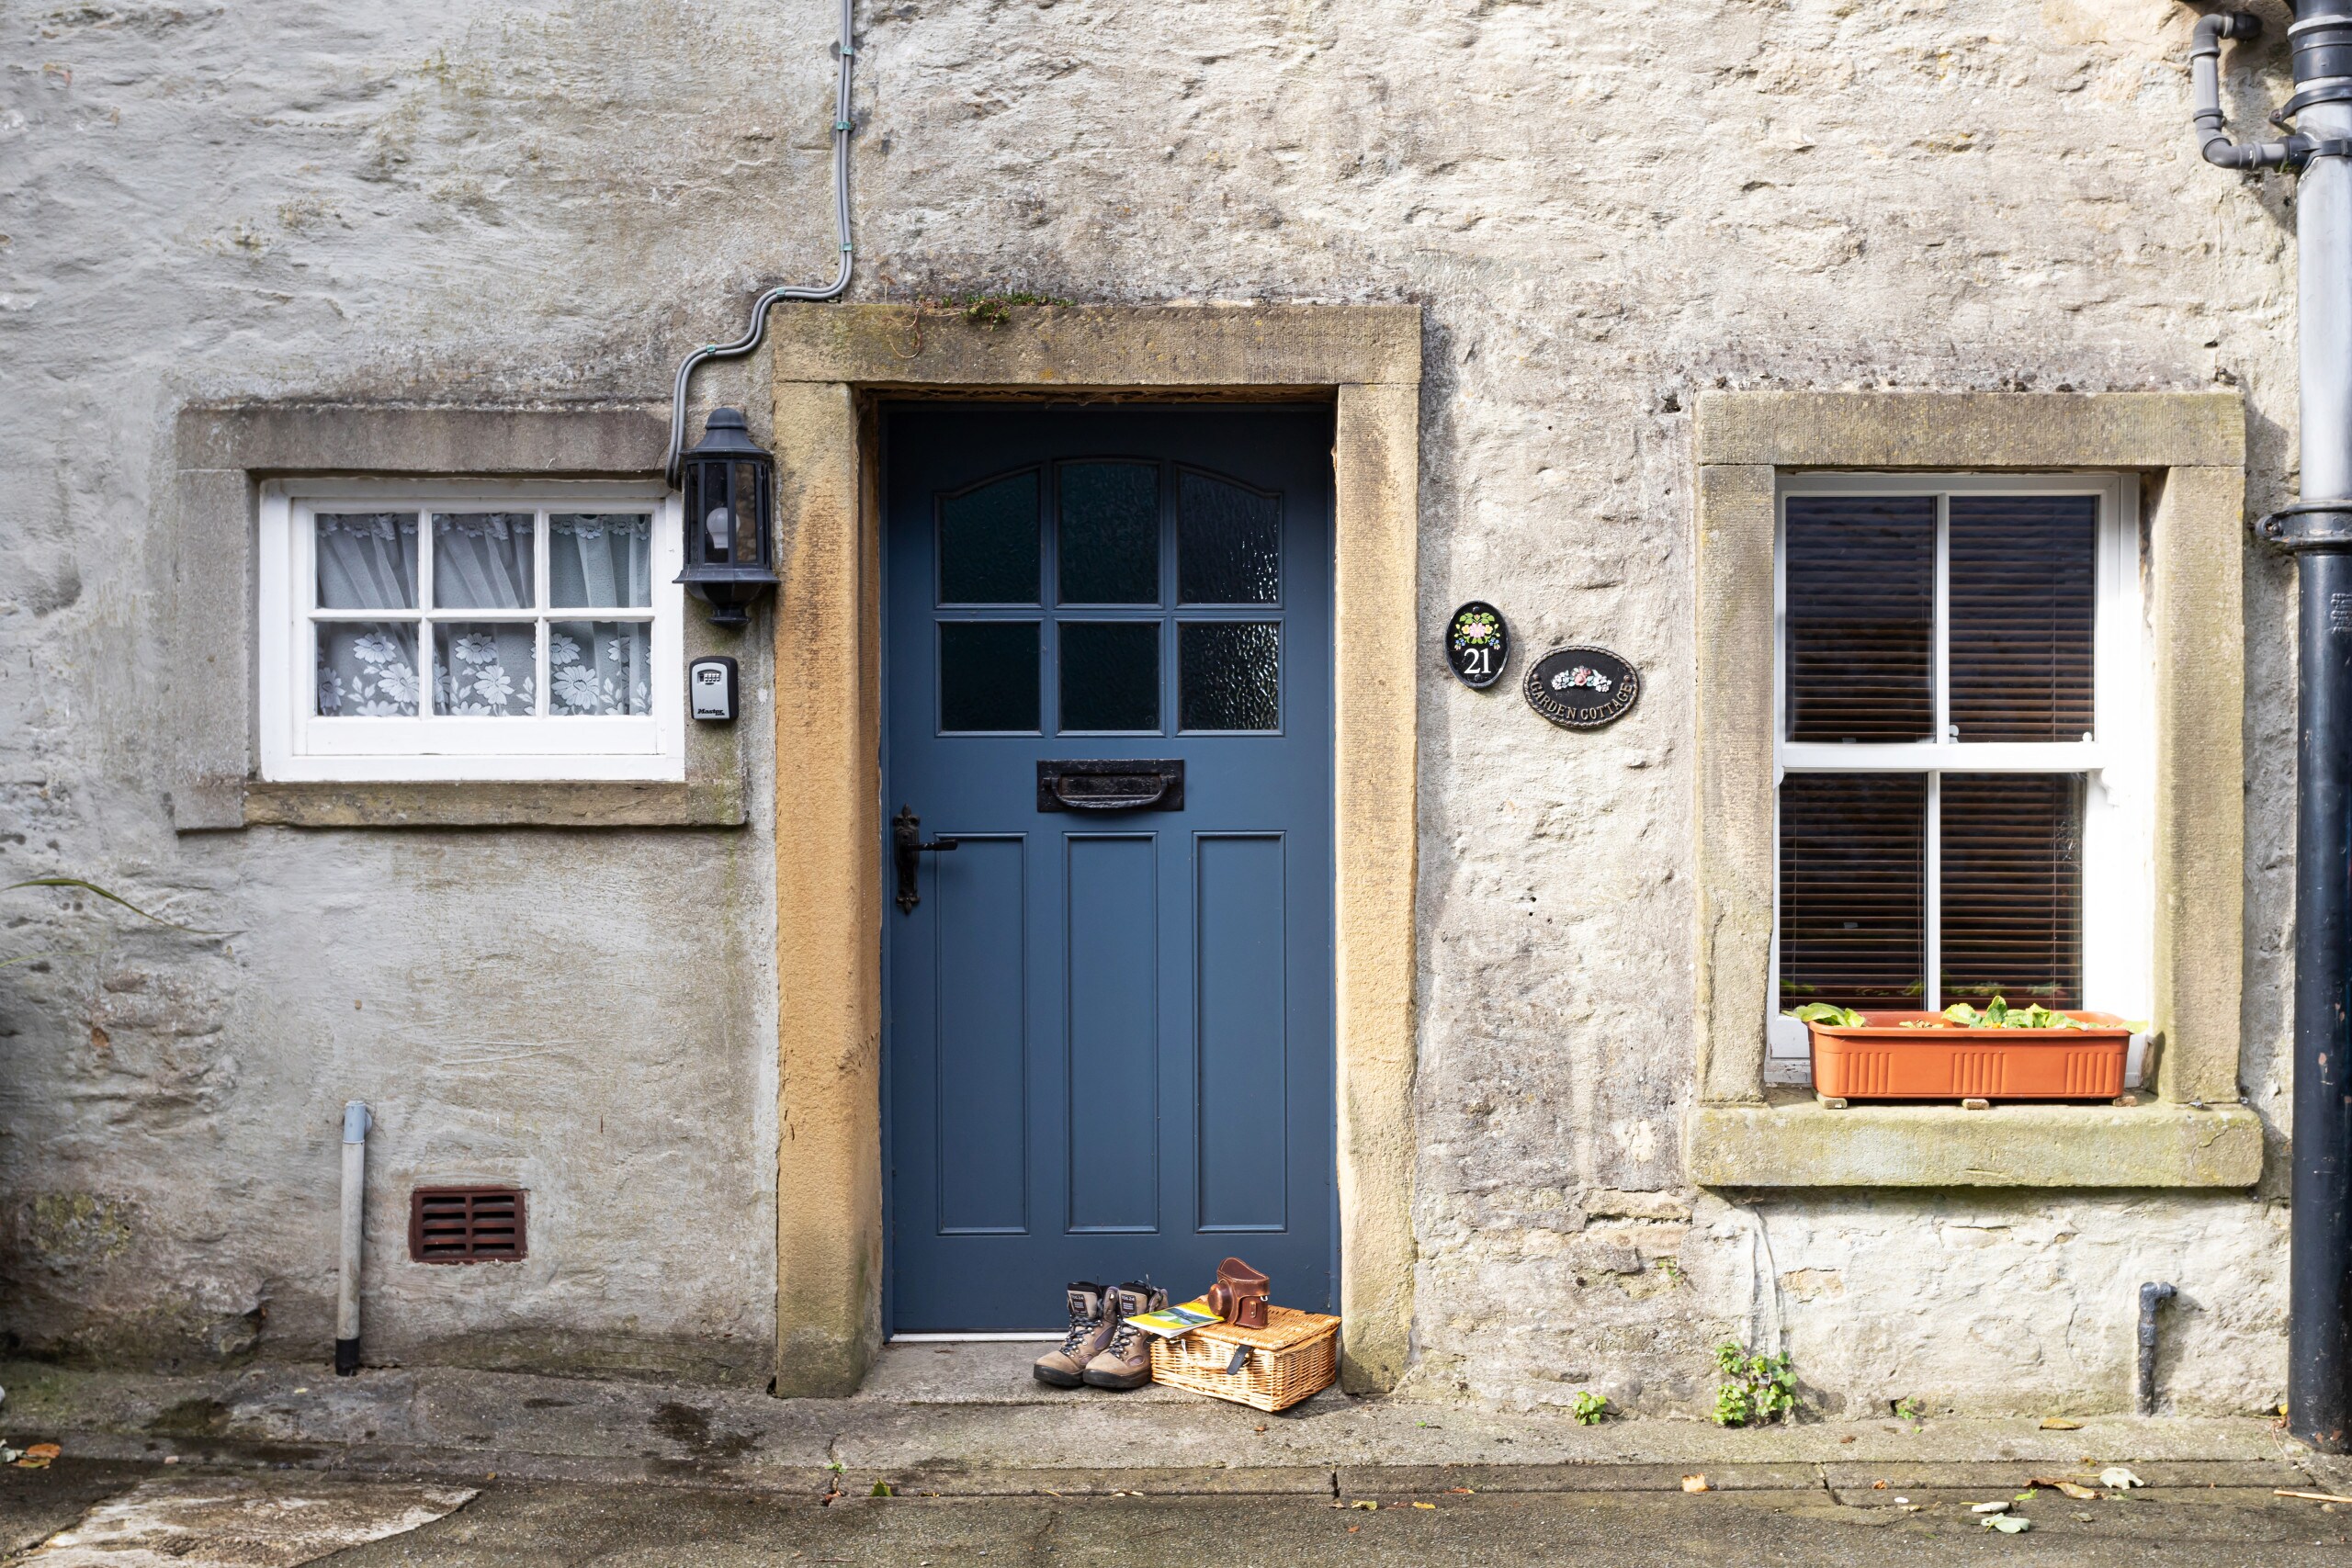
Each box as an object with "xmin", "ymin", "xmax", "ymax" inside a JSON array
[{"xmin": 884, "ymin": 405, "xmax": 1335, "ymax": 1332}]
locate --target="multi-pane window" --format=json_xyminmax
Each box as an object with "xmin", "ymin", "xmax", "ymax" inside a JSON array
[
  {"xmin": 932, "ymin": 460, "xmax": 1285, "ymax": 737},
  {"xmin": 259, "ymin": 484, "xmax": 684, "ymax": 783},
  {"xmin": 1769, "ymin": 476, "xmax": 2151, "ymax": 1068}
]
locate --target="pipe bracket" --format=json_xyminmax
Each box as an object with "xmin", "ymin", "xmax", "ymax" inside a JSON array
[{"xmin": 2259, "ymin": 502, "xmax": 2352, "ymax": 550}]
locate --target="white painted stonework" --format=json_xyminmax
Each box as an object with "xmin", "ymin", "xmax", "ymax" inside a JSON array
[{"xmin": 0, "ymin": 0, "xmax": 2295, "ymax": 1413}]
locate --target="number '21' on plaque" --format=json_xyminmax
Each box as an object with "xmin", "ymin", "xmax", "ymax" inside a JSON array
[{"xmin": 1445, "ymin": 602, "xmax": 1508, "ymax": 689}]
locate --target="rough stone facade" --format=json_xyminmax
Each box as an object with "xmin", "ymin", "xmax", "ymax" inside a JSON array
[{"xmin": 0, "ymin": 0, "xmax": 2297, "ymax": 1413}]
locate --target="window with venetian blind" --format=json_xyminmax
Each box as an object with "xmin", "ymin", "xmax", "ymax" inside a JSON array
[{"xmin": 1770, "ymin": 477, "xmax": 2152, "ymax": 1058}]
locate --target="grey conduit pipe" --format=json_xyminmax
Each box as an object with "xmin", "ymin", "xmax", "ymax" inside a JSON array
[
  {"xmin": 335, "ymin": 1101, "xmax": 370, "ymax": 1376},
  {"xmin": 2190, "ymin": 0, "xmax": 2352, "ymax": 1451},
  {"xmin": 663, "ymin": 0, "xmax": 858, "ymax": 488}
]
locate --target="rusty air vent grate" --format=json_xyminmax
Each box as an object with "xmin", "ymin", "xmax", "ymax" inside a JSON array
[{"xmin": 409, "ymin": 1186, "xmax": 526, "ymax": 1264}]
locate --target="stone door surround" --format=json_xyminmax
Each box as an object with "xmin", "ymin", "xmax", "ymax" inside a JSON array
[{"xmin": 766, "ymin": 304, "xmax": 1422, "ymax": 1396}]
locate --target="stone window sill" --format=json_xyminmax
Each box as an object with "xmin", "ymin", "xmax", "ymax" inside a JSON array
[
  {"xmin": 183, "ymin": 778, "xmax": 747, "ymax": 830},
  {"xmin": 1686, "ymin": 1094, "xmax": 2263, "ymax": 1189}
]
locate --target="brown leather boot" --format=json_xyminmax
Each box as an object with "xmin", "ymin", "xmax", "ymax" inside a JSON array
[
  {"xmin": 1081, "ymin": 1280, "xmax": 1169, "ymax": 1391},
  {"xmin": 1033, "ymin": 1281, "xmax": 1113, "ymax": 1387}
]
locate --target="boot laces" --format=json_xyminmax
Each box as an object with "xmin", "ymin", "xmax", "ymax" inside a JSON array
[{"xmin": 1059, "ymin": 1301, "xmax": 1099, "ymax": 1355}]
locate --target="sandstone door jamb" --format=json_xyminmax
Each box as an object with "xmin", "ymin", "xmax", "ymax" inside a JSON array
[{"xmin": 767, "ymin": 304, "xmax": 1422, "ymax": 1396}]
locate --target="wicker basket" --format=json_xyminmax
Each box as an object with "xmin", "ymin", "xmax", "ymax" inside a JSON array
[{"xmin": 1148, "ymin": 1305, "xmax": 1340, "ymax": 1412}]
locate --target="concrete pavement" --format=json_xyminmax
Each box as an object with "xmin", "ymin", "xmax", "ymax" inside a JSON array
[{"xmin": 5, "ymin": 1347, "xmax": 2349, "ymax": 1562}]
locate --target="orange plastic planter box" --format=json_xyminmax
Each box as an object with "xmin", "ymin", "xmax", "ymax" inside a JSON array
[{"xmin": 1806, "ymin": 1011, "xmax": 2133, "ymax": 1101}]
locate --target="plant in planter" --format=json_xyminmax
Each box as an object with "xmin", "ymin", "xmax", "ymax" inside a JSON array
[{"xmin": 1786, "ymin": 995, "xmax": 2137, "ymax": 1103}]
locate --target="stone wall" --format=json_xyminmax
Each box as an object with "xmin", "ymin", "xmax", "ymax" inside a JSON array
[{"xmin": 0, "ymin": 0, "xmax": 2298, "ymax": 1410}]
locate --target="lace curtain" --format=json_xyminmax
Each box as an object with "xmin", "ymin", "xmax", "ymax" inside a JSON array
[{"xmin": 312, "ymin": 511, "xmax": 653, "ymax": 719}]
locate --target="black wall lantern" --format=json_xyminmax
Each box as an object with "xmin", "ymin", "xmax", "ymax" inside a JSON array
[{"xmin": 676, "ymin": 408, "xmax": 779, "ymax": 626}]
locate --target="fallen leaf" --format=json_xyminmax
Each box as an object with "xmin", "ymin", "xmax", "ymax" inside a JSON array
[
  {"xmin": 2098, "ymin": 1467, "xmax": 2144, "ymax": 1490},
  {"xmin": 1983, "ymin": 1515, "xmax": 2031, "ymax": 1533},
  {"xmin": 1681, "ymin": 1474, "xmax": 1709, "ymax": 1494},
  {"xmin": 1411, "ymin": 1502, "xmax": 1436, "ymax": 1510},
  {"xmin": 1349, "ymin": 1499, "xmax": 1378, "ymax": 1510},
  {"xmin": 2039, "ymin": 1417, "xmax": 2083, "ymax": 1430},
  {"xmin": 1448, "ymin": 1487, "xmax": 1476, "ymax": 1495},
  {"xmin": 870, "ymin": 1482, "xmax": 895, "ymax": 1497},
  {"xmin": 2029, "ymin": 1478, "xmax": 2098, "ymax": 1501},
  {"xmin": 1972, "ymin": 1501, "xmax": 2011, "ymax": 1514},
  {"xmin": 24, "ymin": 1444, "xmax": 59, "ymax": 1460},
  {"xmin": 1871, "ymin": 1480, "xmax": 1888, "ymax": 1490},
  {"xmin": 1839, "ymin": 1435, "xmax": 1858, "ymax": 1444},
  {"xmin": 1348, "ymin": 1525, "xmax": 1360, "ymax": 1534}
]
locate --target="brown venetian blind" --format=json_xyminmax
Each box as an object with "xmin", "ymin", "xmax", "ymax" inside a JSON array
[
  {"xmin": 1948, "ymin": 496, "xmax": 2098, "ymax": 741},
  {"xmin": 1778, "ymin": 773, "xmax": 1926, "ymax": 1010},
  {"xmin": 1939, "ymin": 773, "xmax": 2083, "ymax": 1009},
  {"xmin": 1785, "ymin": 496, "xmax": 1936, "ymax": 742}
]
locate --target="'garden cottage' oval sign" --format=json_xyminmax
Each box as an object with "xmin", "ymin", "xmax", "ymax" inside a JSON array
[
  {"xmin": 1445, "ymin": 602, "xmax": 1509, "ymax": 689},
  {"xmin": 1523, "ymin": 645, "xmax": 1640, "ymax": 729}
]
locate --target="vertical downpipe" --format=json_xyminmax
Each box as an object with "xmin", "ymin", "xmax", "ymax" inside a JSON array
[
  {"xmin": 2287, "ymin": 0, "xmax": 2352, "ymax": 1454},
  {"xmin": 336, "ymin": 1101, "xmax": 371, "ymax": 1376},
  {"xmin": 2193, "ymin": 1, "xmax": 2352, "ymax": 1448}
]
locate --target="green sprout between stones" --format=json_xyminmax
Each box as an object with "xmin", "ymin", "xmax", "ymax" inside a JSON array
[
  {"xmin": 1711, "ymin": 1343, "xmax": 1797, "ymax": 1427},
  {"xmin": 1571, "ymin": 1391, "xmax": 1609, "ymax": 1426}
]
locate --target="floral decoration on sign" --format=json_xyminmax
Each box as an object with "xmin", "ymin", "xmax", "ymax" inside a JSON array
[
  {"xmin": 1523, "ymin": 645, "xmax": 1640, "ymax": 729},
  {"xmin": 1444, "ymin": 602, "xmax": 1510, "ymax": 689}
]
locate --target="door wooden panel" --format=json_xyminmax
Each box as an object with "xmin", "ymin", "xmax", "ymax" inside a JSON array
[{"xmin": 884, "ymin": 404, "xmax": 1334, "ymax": 1332}]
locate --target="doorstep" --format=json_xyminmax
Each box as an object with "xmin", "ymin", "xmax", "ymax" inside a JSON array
[{"xmin": 0, "ymin": 1357, "xmax": 2312, "ymax": 1500}]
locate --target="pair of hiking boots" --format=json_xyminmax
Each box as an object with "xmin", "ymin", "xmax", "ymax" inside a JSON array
[{"xmin": 1033, "ymin": 1280, "xmax": 1169, "ymax": 1390}]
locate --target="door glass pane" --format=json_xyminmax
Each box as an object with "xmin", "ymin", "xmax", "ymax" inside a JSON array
[
  {"xmin": 1777, "ymin": 773, "xmax": 1926, "ymax": 1009},
  {"xmin": 940, "ymin": 621, "xmax": 1041, "ymax": 732},
  {"xmin": 549, "ymin": 621, "xmax": 652, "ymax": 716},
  {"xmin": 1178, "ymin": 621, "xmax": 1279, "ymax": 731},
  {"xmin": 1949, "ymin": 497, "xmax": 2098, "ymax": 741},
  {"xmin": 315, "ymin": 513, "xmax": 418, "ymax": 609},
  {"xmin": 1057, "ymin": 462, "xmax": 1159, "ymax": 604},
  {"xmin": 1059, "ymin": 621, "xmax": 1159, "ymax": 731},
  {"xmin": 940, "ymin": 472, "xmax": 1040, "ymax": 605},
  {"xmin": 1177, "ymin": 471, "xmax": 1279, "ymax": 604},
  {"xmin": 1784, "ymin": 496, "xmax": 1935, "ymax": 741},
  {"xmin": 1940, "ymin": 773, "xmax": 2083, "ymax": 1009},
  {"xmin": 435, "ymin": 623, "xmax": 537, "ymax": 716},
  {"xmin": 550, "ymin": 514, "xmax": 652, "ymax": 607},
  {"xmin": 432, "ymin": 513, "xmax": 536, "ymax": 609},
  {"xmin": 316, "ymin": 623, "xmax": 419, "ymax": 716}
]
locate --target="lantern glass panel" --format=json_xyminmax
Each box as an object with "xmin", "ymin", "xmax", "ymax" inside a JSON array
[{"xmin": 732, "ymin": 461, "xmax": 763, "ymax": 564}]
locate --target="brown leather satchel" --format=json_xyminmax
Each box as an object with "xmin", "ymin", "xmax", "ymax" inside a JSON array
[{"xmin": 1204, "ymin": 1257, "xmax": 1272, "ymax": 1329}]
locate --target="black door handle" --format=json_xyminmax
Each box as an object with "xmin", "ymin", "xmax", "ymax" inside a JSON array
[{"xmin": 892, "ymin": 806, "xmax": 958, "ymax": 914}]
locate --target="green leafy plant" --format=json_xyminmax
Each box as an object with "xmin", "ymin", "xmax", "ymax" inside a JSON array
[
  {"xmin": 1570, "ymin": 1391, "xmax": 1608, "ymax": 1426},
  {"xmin": 1782, "ymin": 1002, "xmax": 1864, "ymax": 1028},
  {"xmin": 1711, "ymin": 1343, "xmax": 1797, "ymax": 1427},
  {"xmin": 958, "ymin": 291, "xmax": 1073, "ymax": 329},
  {"xmin": 1892, "ymin": 1396, "xmax": 1925, "ymax": 1424},
  {"xmin": 1940, "ymin": 995, "xmax": 2083, "ymax": 1030}
]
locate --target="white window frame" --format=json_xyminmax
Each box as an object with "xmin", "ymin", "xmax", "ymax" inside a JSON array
[
  {"xmin": 1765, "ymin": 472, "xmax": 2154, "ymax": 1084},
  {"xmin": 258, "ymin": 479, "xmax": 686, "ymax": 783}
]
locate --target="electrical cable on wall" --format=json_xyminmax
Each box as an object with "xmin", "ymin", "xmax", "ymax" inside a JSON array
[{"xmin": 664, "ymin": 0, "xmax": 857, "ymax": 487}]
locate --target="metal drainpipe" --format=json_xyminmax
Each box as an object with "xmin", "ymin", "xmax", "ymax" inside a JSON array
[
  {"xmin": 336, "ymin": 1101, "xmax": 370, "ymax": 1376},
  {"xmin": 2194, "ymin": 0, "xmax": 2352, "ymax": 1452}
]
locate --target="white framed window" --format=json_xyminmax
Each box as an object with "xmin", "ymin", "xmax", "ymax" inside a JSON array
[
  {"xmin": 258, "ymin": 480, "xmax": 686, "ymax": 783},
  {"xmin": 1765, "ymin": 473, "xmax": 2154, "ymax": 1083}
]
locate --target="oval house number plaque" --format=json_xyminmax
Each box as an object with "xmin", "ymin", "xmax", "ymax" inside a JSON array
[
  {"xmin": 1445, "ymin": 602, "xmax": 1509, "ymax": 689},
  {"xmin": 1524, "ymin": 645, "xmax": 1640, "ymax": 729}
]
